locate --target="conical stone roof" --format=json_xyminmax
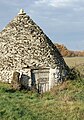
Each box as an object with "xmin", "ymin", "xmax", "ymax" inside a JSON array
[{"xmin": 0, "ymin": 9, "xmax": 69, "ymax": 82}]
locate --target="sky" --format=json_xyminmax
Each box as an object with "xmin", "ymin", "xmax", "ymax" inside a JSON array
[{"xmin": 0, "ymin": 0, "xmax": 84, "ymax": 51}]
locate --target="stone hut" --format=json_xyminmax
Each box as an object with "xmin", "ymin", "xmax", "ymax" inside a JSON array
[{"xmin": 0, "ymin": 9, "xmax": 69, "ymax": 92}]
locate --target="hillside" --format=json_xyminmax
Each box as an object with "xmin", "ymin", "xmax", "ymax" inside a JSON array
[{"xmin": 55, "ymin": 43, "xmax": 84, "ymax": 57}]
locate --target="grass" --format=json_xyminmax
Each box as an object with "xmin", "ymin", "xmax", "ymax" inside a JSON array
[
  {"xmin": 0, "ymin": 78, "xmax": 84, "ymax": 120},
  {"xmin": 64, "ymin": 57, "xmax": 84, "ymax": 76},
  {"xmin": 0, "ymin": 57, "xmax": 84, "ymax": 120},
  {"xmin": 64, "ymin": 57, "xmax": 84, "ymax": 67}
]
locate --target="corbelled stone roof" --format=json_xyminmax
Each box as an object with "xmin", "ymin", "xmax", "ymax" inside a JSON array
[{"xmin": 0, "ymin": 9, "xmax": 68, "ymax": 70}]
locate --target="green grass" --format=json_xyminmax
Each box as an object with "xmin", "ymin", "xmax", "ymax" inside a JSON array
[
  {"xmin": 0, "ymin": 78, "xmax": 84, "ymax": 120},
  {"xmin": 0, "ymin": 57, "xmax": 84, "ymax": 120}
]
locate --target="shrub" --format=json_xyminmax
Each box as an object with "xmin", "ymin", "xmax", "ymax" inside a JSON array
[{"xmin": 68, "ymin": 68, "xmax": 81, "ymax": 80}]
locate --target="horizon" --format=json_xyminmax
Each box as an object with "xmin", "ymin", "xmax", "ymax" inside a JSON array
[{"xmin": 0, "ymin": 0, "xmax": 84, "ymax": 51}]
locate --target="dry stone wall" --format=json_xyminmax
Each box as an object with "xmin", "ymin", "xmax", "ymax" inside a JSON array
[{"xmin": 0, "ymin": 10, "xmax": 69, "ymax": 83}]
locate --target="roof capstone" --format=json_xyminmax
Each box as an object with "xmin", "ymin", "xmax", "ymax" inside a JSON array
[{"xmin": 18, "ymin": 9, "xmax": 26, "ymax": 15}]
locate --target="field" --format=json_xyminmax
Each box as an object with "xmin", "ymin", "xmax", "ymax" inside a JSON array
[
  {"xmin": 64, "ymin": 57, "xmax": 84, "ymax": 76},
  {"xmin": 0, "ymin": 57, "xmax": 84, "ymax": 120},
  {"xmin": 64, "ymin": 57, "xmax": 84, "ymax": 67},
  {"xmin": 0, "ymin": 79, "xmax": 84, "ymax": 120}
]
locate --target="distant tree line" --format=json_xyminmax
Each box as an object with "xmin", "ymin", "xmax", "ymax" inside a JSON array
[{"xmin": 55, "ymin": 43, "xmax": 84, "ymax": 57}]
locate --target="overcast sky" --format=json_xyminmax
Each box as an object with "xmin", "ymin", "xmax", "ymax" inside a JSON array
[{"xmin": 0, "ymin": 0, "xmax": 84, "ymax": 50}]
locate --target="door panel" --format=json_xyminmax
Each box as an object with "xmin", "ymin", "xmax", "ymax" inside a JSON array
[{"xmin": 31, "ymin": 69, "xmax": 49, "ymax": 93}]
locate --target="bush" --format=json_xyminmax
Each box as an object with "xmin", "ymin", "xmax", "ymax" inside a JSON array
[{"xmin": 68, "ymin": 68, "xmax": 81, "ymax": 80}]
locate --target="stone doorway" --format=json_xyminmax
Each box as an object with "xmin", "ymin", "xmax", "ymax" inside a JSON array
[
  {"xmin": 20, "ymin": 73, "xmax": 30, "ymax": 89},
  {"xmin": 20, "ymin": 68, "xmax": 31, "ymax": 89}
]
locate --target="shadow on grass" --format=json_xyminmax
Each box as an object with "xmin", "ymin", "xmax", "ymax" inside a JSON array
[{"xmin": 5, "ymin": 89, "xmax": 16, "ymax": 93}]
